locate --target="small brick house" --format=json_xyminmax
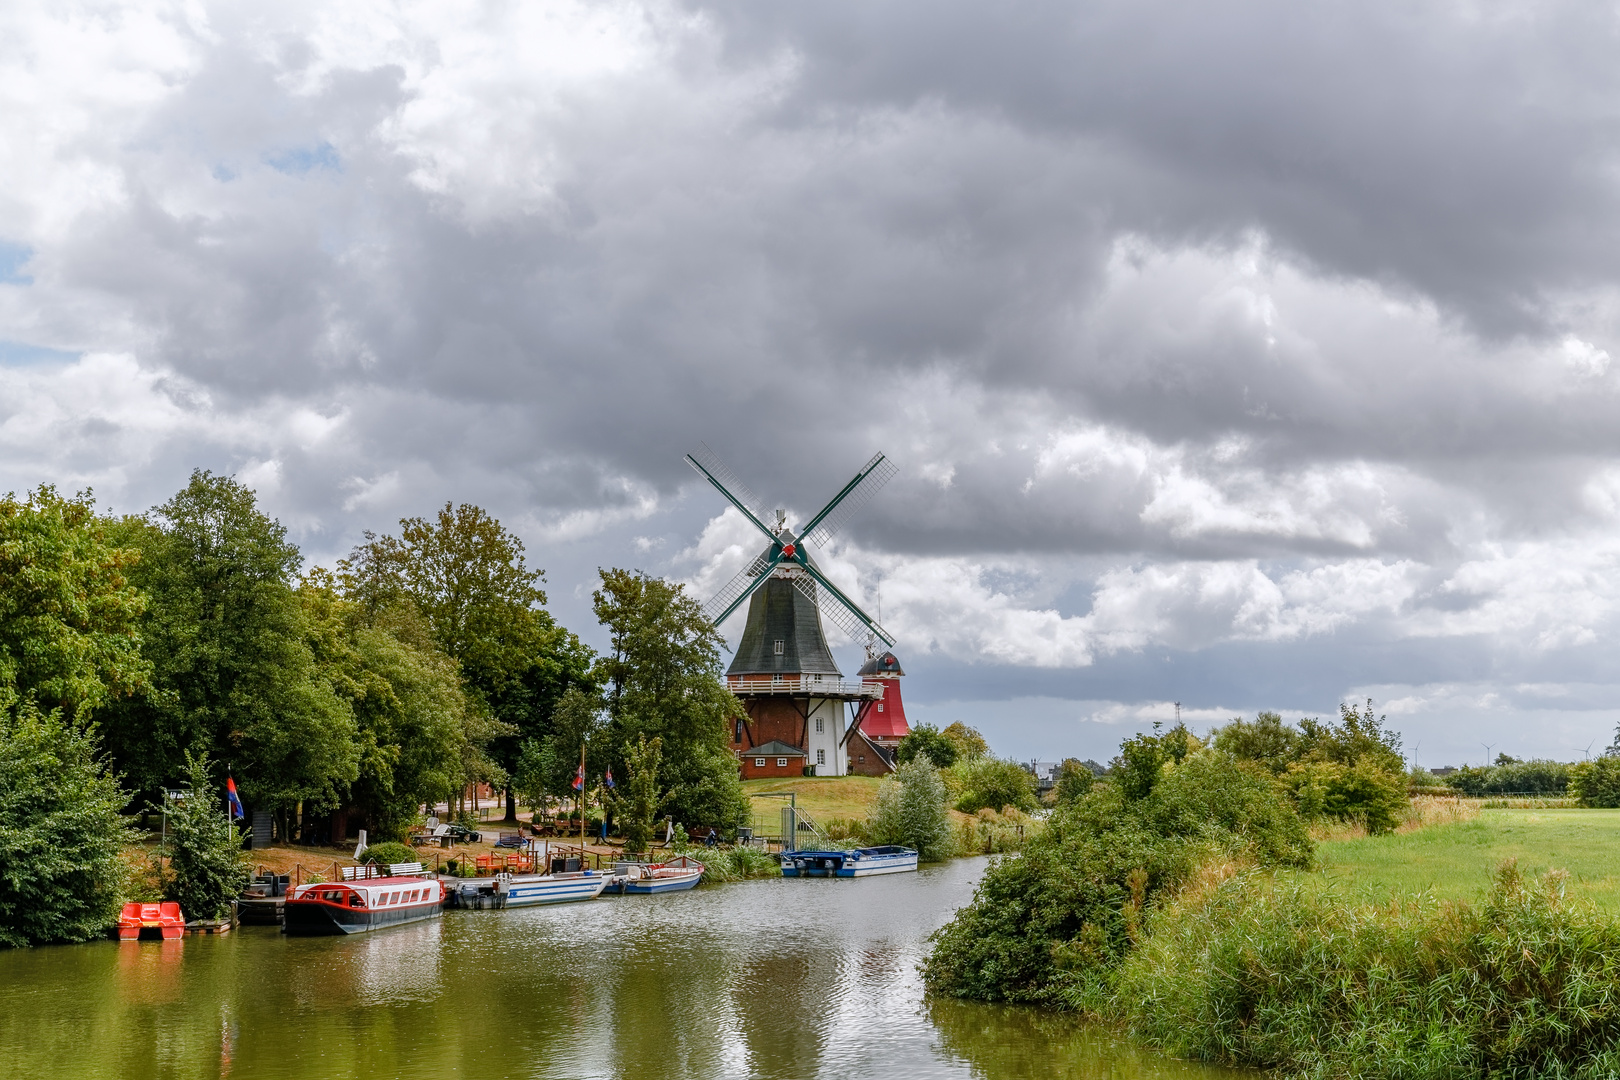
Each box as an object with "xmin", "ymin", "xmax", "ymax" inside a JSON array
[{"xmin": 740, "ymin": 739, "xmax": 807, "ymax": 779}]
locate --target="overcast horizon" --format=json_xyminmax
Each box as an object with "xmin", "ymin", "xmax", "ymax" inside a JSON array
[{"xmin": 8, "ymin": 1, "xmax": 1620, "ymax": 768}]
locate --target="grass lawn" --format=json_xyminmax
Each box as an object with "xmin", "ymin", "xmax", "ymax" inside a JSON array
[
  {"xmin": 1296, "ymin": 809, "xmax": 1620, "ymax": 910},
  {"xmin": 741, "ymin": 776, "xmax": 885, "ymax": 830}
]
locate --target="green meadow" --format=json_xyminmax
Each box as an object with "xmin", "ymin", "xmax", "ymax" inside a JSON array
[{"xmin": 1300, "ymin": 808, "xmax": 1620, "ymax": 909}]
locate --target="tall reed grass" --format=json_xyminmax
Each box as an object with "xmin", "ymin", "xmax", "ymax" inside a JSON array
[
  {"xmin": 691, "ymin": 845, "xmax": 780, "ymax": 883},
  {"xmin": 1111, "ymin": 859, "xmax": 1620, "ymax": 1079}
]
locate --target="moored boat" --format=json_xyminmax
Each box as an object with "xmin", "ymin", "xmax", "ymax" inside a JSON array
[
  {"xmin": 449, "ymin": 869, "xmax": 608, "ymax": 909},
  {"xmin": 282, "ymin": 872, "xmax": 445, "ymax": 936},
  {"xmin": 604, "ymin": 855, "xmax": 704, "ymax": 894},
  {"xmin": 781, "ymin": 846, "xmax": 918, "ymax": 878}
]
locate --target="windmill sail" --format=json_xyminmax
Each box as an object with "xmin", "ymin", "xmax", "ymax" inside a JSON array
[
  {"xmin": 701, "ymin": 552, "xmax": 772, "ymax": 626},
  {"xmin": 687, "ymin": 443, "xmax": 774, "ymax": 532},
  {"xmin": 804, "ymin": 452, "xmax": 897, "ymax": 547},
  {"xmin": 787, "ymin": 573, "xmax": 874, "ymax": 643}
]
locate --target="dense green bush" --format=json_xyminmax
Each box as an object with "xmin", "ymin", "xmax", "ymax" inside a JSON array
[
  {"xmin": 1214, "ymin": 703, "xmax": 1408, "ymax": 832},
  {"xmin": 356, "ymin": 840, "xmax": 418, "ymax": 868},
  {"xmin": 951, "ymin": 756, "xmax": 1039, "ymax": 814},
  {"xmin": 691, "ymin": 844, "xmax": 780, "ymax": 882},
  {"xmin": 1114, "ymin": 861, "xmax": 1620, "ymax": 1080},
  {"xmin": 1569, "ymin": 756, "xmax": 1620, "ymax": 807},
  {"xmin": 163, "ymin": 751, "xmax": 250, "ymax": 921},
  {"xmin": 867, "ymin": 758, "xmax": 954, "ymax": 861},
  {"xmin": 1047, "ymin": 759, "xmax": 1095, "ymax": 805},
  {"xmin": 923, "ymin": 750, "xmax": 1310, "ymax": 1005},
  {"xmin": 895, "ymin": 724, "xmax": 959, "ymax": 768},
  {"xmin": 1447, "ymin": 757, "xmax": 1571, "ymax": 796},
  {"xmin": 0, "ymin": 702, "xmax": 134, "ymax": 946}
]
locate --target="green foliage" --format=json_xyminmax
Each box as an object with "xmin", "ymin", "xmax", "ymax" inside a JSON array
[
  {"xmin": 1570, "ymin": 756, "xmax": 1620, "ymax": 808},
  {"xmin": 895, "ymin": 723, "xmax": 958, "ymax": 768},
  {"xmin": 593, "ymin": 569, "xmax": 745, "ymax": 830},
  {"xmin": 619, "ymin": 733, "xmax": 662, "ymax": 854},
  {"xmin": 923, "ymin": 748, "xmax": 1310, "ymax": 1005},
  {"xmin": 516, "ymin": 686, "xmax": 609, "ymax": 804},
  {"xmin": 0, "ymin": 699, "xmax": 133, "ymax": 946},
  {"xmin": 951, "ymin": 756, "xmax": 1039, "ymax": 814},
  {"xmin": 162, "ymin": 750, "xmax": 249, "ymax": 923},
  {"xmin": 1111, "ymin": 722, "xmax": 1199, "ymax": 801},
  {"xmin": 0, "ymin": 486, "xmax": 149, "ymax": 721},
  {"xmin": 867, "ymin": 758, "xmax": 954, "ymax": 861},
  {"xmin": 1214, "ymin": 703, "xmax": 1408, "ymax": 833},
  {"xmin": 694, "ymin": 845, "xmax": 781, "ymax": 883},
  {"xmin": 1049, "ymin": 759, "xmax": 1095, "ymax": 805},
  {"xmin": 1115, "ymin": 861, "xmax": 1620, "ymax": 1080},
  {"xmin": 1447, "ymin": 758, "xmax": 1572, "ymax": 796},
  {"xmin": 941, "ymin": 721, "xmax": 989, "ymax": 760},
  {"xmin": 298, "ymin": 583, "xmax": 468, "ymax": 839},
  {"xmin": 99, "ymin": 471, "xmax": 359, "ymax": 811},
  {"xmin": 356, "ymin": 841, "xmax": 417, "ymax": 868},
  {"xmin": 339, "ymin": 504, "xmax": 594, "ymax": 816}
]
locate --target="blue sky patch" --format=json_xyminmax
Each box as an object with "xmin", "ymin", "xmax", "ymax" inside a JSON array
[
  {"xmin": 0, "ymin": 340, "xmax": 79, "ymax": 367},
  {"xmin": 0, "ymin": 242, "xmax": 34, "ymax": 285},
  {"xmin": 265, "ymin": 142, "xmax": 341, "ymax": 175}
]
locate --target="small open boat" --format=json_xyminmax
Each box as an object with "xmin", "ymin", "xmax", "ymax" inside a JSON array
[
  {"xmin": 283, "ymin": 870, "xmax": 445, "ymax": 936},
  {"xmin": 781, "ymin": 846, "xmax": 918, "ymax": 878},
  {"xmin": 605, "ymin": 855, "xmax": 704, "ymax": 895}
]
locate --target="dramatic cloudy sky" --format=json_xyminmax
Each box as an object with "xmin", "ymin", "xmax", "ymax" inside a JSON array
[{"xmin": 6, "ymin": 0, "xmax": 1620, "ymax": 766}]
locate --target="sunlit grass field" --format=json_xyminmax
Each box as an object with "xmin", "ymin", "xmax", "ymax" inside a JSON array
[{"xmin": 1296, "ymin": 808, "xmax": 1620, "ymax": 910}]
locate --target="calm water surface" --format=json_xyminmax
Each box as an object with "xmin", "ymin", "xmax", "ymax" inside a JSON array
[{"xmin": 0, "ymin": 857, "xmax": 1253, "ymax": 1080}]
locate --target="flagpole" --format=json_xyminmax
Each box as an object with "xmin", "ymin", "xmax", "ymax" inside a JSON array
[{"xmin": 579, "ymin": 741, "xmax": 587, "ymax": 853}]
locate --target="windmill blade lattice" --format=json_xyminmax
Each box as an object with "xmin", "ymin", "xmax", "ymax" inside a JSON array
[
  {"xmin": 806, "ymin": 452, "xmax": 897, "ymax": 547},
  {"xmin": 700, "ymin": 552, "xmax": 772, "ymax": 626},
  {"xmin": 687, "ymin": 442, "xmax": 773, "ymax": 530},
  {"xmin": 786, "ymin": 573, "xmax": 869, "ymax": 643}
]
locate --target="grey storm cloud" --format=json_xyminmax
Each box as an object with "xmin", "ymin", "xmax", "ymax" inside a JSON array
[{"xmin": 6, "ymin": 0, "xmax": 1620, "ymax": 762}]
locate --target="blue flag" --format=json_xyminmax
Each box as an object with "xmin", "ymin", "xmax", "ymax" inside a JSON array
[{"xmin": 225, "ymin": 775, "xmax": 245, "ymax": 819}]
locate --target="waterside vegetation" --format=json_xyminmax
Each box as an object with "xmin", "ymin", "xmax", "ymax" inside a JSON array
[{"xmin": 925, "ymin": 712, "xmax": 1620, "ymax": 1079}]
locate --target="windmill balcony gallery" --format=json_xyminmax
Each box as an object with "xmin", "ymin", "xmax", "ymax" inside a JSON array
[{"xmin": 725, "ymin": 674, "xmax": 883, "ymax": 699}]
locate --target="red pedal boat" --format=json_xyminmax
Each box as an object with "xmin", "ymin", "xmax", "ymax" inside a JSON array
[{"xmin": 118, "ymin": 902, "xmax": 185, "ymax": 940}]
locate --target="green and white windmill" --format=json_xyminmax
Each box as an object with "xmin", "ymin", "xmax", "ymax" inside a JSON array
[{"xmin": 686, "ymin": 445, "xmax": 897, "ymax": 777}]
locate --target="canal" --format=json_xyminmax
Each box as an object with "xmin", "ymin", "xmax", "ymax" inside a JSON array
[{"xmin": 0, "ymin": 857, "xmax": 1254, "ymax": 1079}]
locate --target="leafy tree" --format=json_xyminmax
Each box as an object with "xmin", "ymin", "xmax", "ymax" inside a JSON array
[
  {"xmin": 952, "ymin": 756, "xmax": 1039, "ymax": 814},
  {"xmin": 868, "ymin": 758, "xmax": 954, "ymax": 861},
  {"xmin": 941, "ymin": 722, "xmax": 990, "ymax": 760},
  {"xmin": 341, "ymin": 505, "xmax": 594, "ymax": 820},
  {"xmin": 619, "ymin": 734, "xmax": 663, "ymax": 854},
  {"xmin": 593, "ymin": 569, "xmax": 746, "ymax": 831},
  {"xmin": 896, "ymin": 723, "xmax": 959, "ymax": 768},
  {"xmin": 1211, "ymin": 711, "xmax": 1298, "ymax": 775},
  {"xmin": 1112, "ymin": 722, "xmax": 1200, "ymax": 801},
  {"xmin": 98, "ymin": 471, "xmax": 359, "ymax": 815},
  {"xmin": 1570, "ymin": 757, "xmax": 1620, "ymax": 808},
  {"xmin": 163, "ymin": 750, "xmax": 249, "ymax": 921},
  {"xmin": 0, "ymin": 486, "xmax": 149, "ymax": 719},
  {"xmin": 1049, "ymin": 758, "xmax": 1095, "ymax": 805},
  {"xmin": 517, "ymin": 686, "xmax": 610, "ymax": 807},
  {"xmin": 0, "ymin": 697, "xmax": 133, "ymax": 946}
]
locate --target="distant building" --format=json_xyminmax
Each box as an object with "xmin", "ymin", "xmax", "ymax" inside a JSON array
[{"xmin": 1024, "ymin": 761, "xmax": 1062, "ymax": 793}]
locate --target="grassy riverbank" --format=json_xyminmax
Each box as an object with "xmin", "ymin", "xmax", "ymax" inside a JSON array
[{"xmin": 1303, "ymin": 807, "xmax": 1620, "ymax": 909}]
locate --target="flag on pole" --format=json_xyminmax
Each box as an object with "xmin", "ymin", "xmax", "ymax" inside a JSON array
[
  {"xmin": 572, "ymin": 764, "xmax": 585, "ymax": 792},
  {"xmin": 225, "ymin": 775, "xmax": 245, "ymax": 819},
  {"xmin": 604, "ymin": 767, "xmax": 615, "ymax": 790}
]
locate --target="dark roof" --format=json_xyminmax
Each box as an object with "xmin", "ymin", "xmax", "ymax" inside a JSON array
[
  {"xmin": 857, "ymin": 651, "xmax": 904, "ymax": 676},
  {"xmin": 727, "ymin": 559, "xmax": 841, "ymax": 677},
  {"xmin": 744, "ymin": 740, "xmax": 805, "ymax": 757}
]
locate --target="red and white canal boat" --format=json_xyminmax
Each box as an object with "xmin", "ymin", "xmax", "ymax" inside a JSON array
[{"xmin": 283, "ymin": 866, "xmax": 445, "ymax": 936}]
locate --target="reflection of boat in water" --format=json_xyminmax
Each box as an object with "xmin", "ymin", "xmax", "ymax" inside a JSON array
[
  {"xmin": 449, "ymin": 871, "xmax": 608, "ymax": 909},
  {"xmin": 283, "ymin": 873, "xmax": 445, "ymax": 935},
  {"xmin": 604, "ymin": 855, "xmax": 704, "ymax": 894},
  {"xmin": 781, "ymin": 846, "xmax": 918, "ymax": 878}
]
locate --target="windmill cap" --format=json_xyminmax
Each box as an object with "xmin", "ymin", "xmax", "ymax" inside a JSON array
[{"xmin": 857, "ymin": 652, "xmax": 903, "ymax": 676}]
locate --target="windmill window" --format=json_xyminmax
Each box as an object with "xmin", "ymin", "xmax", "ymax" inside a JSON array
[
  {"xmin": 774, "ymin": 639, "xmax": 784, "ymax": 655},
  {"xmin": 877, "ymin": 703, "xmax": 885, "ymax": 712},
  {"xmin": 815, "ymin": 718, "xmax": 824, "ymax": 733},
  {"xmin": 777, "ymin": 758, "xmax": 788, "ymax": 767},
  {"xmin": 816, "ymin": 749, "xmax": 825, "ymax": 765},
  {"xmin": 754, "ymin": 758, "xmax": 766, "ymax": 767}
]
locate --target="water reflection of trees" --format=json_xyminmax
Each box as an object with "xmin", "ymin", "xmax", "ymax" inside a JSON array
[{"xmin": 927, "ymin": 997, "xmax": 1261, "ymax": 1080}]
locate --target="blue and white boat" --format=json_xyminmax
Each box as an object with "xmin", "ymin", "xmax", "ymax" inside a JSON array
[
  {"xmin": 781, "ymin": 846, "xmax": 918, "ymax": 878},
  {"xmin": 496, "ymin": 871, "xmax": 608, "ymax": 907},
  {"xmin": 604, "ymin": 855, "xmax": 705, "ymax": 895}
]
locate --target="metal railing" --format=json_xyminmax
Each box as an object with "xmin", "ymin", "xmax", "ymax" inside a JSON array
[{"xmin": 726, "ymin": 674, "xmax": 883, "ymax": 698}]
